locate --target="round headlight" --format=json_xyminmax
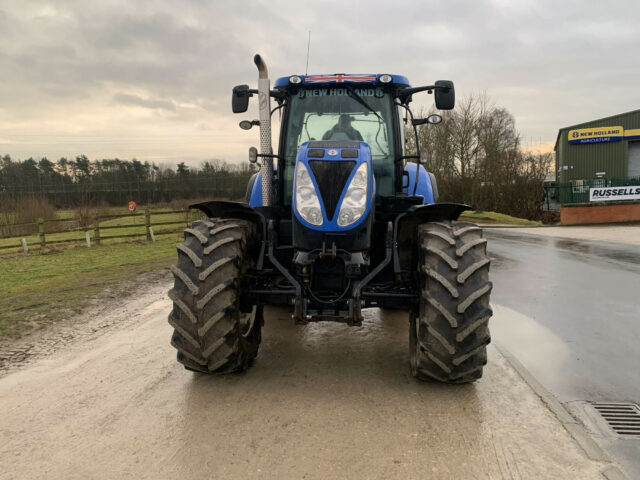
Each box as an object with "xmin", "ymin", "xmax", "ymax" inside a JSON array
[
  {"xmin": 379, "ymin": 74, "xmax": 393, "ymax": 84},
  {"xmin": 289, "ymin": 75, "xmax": 302, "ymax": 84},
  {"xmin": 346, "ymin": 187, "xmax": 365, "ymax": 204},
  {"xmin": 296, "ymin": 166, "xmax": 312, "ymax": 186},
  {"xmin": 297, "ymin": 186, "xmax": 315, "ymax": 203}
]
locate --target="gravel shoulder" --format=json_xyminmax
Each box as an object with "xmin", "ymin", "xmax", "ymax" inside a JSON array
[{"xmin": 0, "ymin": 285, "xmax": 613, "ymax": 479}]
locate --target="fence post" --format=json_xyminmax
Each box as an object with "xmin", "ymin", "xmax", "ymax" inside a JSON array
[
  {"xmin": 21, "ymin": 238, "xmax": 28, "ymax": 254},
  {"xmin": 145, "ymin": 209, "xmax": 151, "ymax": 241},
  {"xmin": 185, "ymin": 209, "xmax": 190, "ymax": 228},
  {"xmin": 94, "ymin": 215, "xmax": 101, "ymax": 246},
  {"xmin": 38, "ymin": 218, "xmax": 46, "ymax": 248}
]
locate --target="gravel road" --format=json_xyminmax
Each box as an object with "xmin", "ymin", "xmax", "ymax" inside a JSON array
[{"xmin": 0, "ymin": 281, "xmax": 609, "ymax": 479}]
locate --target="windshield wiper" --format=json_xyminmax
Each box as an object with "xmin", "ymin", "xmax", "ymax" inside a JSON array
[{"xmin": 343, "ymin": 84, "xmax": 383, "ymax": 121}]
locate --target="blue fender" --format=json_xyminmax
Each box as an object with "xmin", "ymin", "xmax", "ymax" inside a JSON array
[
  {"xmin": 248, "ymin": 166, "xmax": 277, "ymax": 207},
  {"xmin": 403, "ymin": 162, "xmax": 436, "ymax": 204}
]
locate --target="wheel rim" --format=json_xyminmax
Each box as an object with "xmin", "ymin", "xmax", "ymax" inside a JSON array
[{"xmin": 240, "ymin": 305, "xmax": 257, "ymax": 338}]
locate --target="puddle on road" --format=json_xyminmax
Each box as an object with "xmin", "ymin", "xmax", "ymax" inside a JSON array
[
  {"xmin": 486, "ymin": 230, "xmax": 640, "ymax": 268},
  {"xmin": 491, "ymin": 303, "xmax": 570, "ymax": 388}
]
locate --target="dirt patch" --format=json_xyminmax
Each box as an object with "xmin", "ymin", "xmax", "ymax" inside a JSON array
[{"xmin": 0, "ymin": 269, "xmax": 171, "ymax": 377}]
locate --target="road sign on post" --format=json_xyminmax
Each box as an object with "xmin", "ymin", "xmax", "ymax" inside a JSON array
[{"xmin": 128, "ymin": 201, "xmax": 137, "ymax": 225}]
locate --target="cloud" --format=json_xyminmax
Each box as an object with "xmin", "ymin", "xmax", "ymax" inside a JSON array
[
  {"xmin": 0, "ymin": 0, "xmax": 639, "ymax": 162},
  {"xmin": 113, "ymin": 93, "xmax": 176, "ymax": 111}
]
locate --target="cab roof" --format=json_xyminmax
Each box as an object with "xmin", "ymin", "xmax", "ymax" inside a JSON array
[{"xmin": 273, "ymin": 74, "xmax": 410, "ymax": 89}]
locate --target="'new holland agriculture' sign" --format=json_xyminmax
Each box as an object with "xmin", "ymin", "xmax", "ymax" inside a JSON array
[
  {"xmin": 569, "ymin": 126, "xmax": 623, "ymax": 144},
  {"xmin": 590, "ymin": 186, "xmax": 640, "ymax": 202},
  {"xmin": 568, "ymin": 127, "xmax": 640, "ymax": 144}
]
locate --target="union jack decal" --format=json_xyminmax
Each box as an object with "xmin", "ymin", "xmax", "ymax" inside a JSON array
[{"xmin": 305, "ymin": 74, "xmax": 377, "ymax": 84}]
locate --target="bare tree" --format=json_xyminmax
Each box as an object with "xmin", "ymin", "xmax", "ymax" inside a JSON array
[{"xmin": 405, "ymin": 92, "xmax": 550, "ymax": 220}]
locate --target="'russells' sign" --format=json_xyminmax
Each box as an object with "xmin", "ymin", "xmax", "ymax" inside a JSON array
[
  {"xmin": 590, "ymin": 186, "xmax": 640, "ymax": 202},
  {"xmin": 569, "ymin": 126, "xmax": 623, "ymax": 144}
]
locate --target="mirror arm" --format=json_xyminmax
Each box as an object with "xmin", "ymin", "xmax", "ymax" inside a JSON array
[
  {"xmin": 399, "ymin": 84, "xmax": 451, "ymax": 104},
  {"xmin": 270, "ymin": 90, "xmax": 287, "ymax": 100}
]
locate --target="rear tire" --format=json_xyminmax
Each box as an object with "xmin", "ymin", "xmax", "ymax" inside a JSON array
[
  {"xmin": 410, "ymin": 221, "xmax": 492, "ymax": 383},
  {"xmin": 168, "ymin": 218, "xmax": 262, "ymax": 374}
]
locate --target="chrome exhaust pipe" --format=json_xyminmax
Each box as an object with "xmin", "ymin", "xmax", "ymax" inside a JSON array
[{"xmin": 254, "ymin": 54, "xmax": 273, "ymax": 206}]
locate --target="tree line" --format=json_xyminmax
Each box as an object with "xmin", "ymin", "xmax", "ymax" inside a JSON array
[
  {"xmin": 2, "ymin": 93, "xmax": 551, "ymax": 220},
  {"xmin": 406, "ymin": 93, "xmax": 552, "ymax": 220},
  {"xmin": 0, "ymin": 155, "xmax": 254, "ymax": 207}
]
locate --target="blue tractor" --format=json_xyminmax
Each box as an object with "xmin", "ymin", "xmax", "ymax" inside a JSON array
[{"xmin": 168, "ymin": 55, "xmax": 492, "ymax": 383}]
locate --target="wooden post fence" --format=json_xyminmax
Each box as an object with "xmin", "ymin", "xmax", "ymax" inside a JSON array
[
  {"xmin": 145, "ymin": 209, "xmax": 151, "ymax": 241},
  {"xmin": 38, "ymin": 218, "xmax": 46, "ymax": 248},
  {"xmin": 94, "ymin": 215, "xmax": 101, "ymax": 245}
]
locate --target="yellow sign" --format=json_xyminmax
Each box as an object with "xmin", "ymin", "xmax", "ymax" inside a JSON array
[
  {"xmin": 568, "ymin": 126, "xmax": 623, "ymax": 144},
  {"xmin": 624, "ymin": 129, "xmax": 640, "ymax": 140}
]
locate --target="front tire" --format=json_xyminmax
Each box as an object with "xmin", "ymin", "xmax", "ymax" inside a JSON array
[
  {"xmin": 168, "ymin": 219, "xmax": 262, "ymax": 374},
  {"xmin": 411, "ymin": 221, "xmax": 492, "ymax": 383}
]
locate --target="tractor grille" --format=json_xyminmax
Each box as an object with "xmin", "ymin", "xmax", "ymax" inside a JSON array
[{"xmin": 309, "ymin": 160, "xmax": 356, "ymax": 221}]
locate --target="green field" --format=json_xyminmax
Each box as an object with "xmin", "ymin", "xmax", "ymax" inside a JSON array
[{"xmin": 0, "ymin": 235, "xmax": 179, "ymax": 339}]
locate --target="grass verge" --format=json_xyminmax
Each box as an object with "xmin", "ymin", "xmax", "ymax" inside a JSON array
[
  {"xmin": 0, "ymin": 235, "xmax": 179, "ymax": 339},
  {"xmin": 460, "ymin": 210, "xmax": 542, "ymax": 226}
]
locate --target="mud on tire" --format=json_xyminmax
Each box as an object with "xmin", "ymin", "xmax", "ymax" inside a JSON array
[
  {"xmin": 168, "ymin": 219, "xmax": 262, "ymax": 374},
  {"xmin": 411, "ymin": 221, "xmax": 492, "ymax": 383}
]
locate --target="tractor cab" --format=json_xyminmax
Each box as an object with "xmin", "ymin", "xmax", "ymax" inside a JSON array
[
  {"xmin": 235, "ymin": 71, "xmax": 454, "ymax": 213},
  {"xmin": 277, "ymin": 77, "xmax": 401, "ymax": 200}
]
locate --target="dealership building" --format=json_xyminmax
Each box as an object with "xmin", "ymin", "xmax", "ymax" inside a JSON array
[{"xmin": 554, "ymin": 109, "xmax": 640, "ymax": 224}]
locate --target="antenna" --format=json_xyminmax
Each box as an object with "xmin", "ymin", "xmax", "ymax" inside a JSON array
[{"xmin": 305, "ymin": 31, "xmax": 311, "ymax": 75}]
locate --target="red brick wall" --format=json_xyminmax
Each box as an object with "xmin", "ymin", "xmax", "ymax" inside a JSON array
[{"xmin": 560, "ymin": 203, "xmax": 640, "ymax": 225}]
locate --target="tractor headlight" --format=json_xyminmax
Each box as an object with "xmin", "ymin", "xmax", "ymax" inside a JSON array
[
  {"xmin": 295, "ymin": 162, "xmax": 323, "ymax": 226},
  {"xmin": 337, "ymin": 163, "xmax": 368, "ymax": 227}
]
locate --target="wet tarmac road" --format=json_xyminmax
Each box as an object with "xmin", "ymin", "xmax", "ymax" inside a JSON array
[
  {"xmin": 486, "ymin": 229, "xmax": 640, "ymax": 478},
  {"xmin": 0, "ymin": 282, "xmax": 606, "ymax": 480}
]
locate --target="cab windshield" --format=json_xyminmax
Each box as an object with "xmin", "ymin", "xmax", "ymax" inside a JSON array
[{"xmin": 282, "ymin": 86, "xmax": 396, "ymax": 201}]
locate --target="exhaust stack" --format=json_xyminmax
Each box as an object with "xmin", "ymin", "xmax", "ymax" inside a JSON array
[{"xmin": 254, "ymin": 54, "xmax": 273, "ymax": 206}]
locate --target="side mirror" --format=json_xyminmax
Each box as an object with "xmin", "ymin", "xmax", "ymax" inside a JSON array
[
  {"xmin": 232, "ymin": 85, "xmax": 251, "ymax": 113},
  {"xmin": 249, "ymin": 147, "xmax": 258, "ymax": 163},
  {"xmin": 434, "ymin": 80, "xmax": 455, "ymax": 110}
]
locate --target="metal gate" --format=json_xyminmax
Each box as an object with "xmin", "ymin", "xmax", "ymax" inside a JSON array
[{"xmin": 629, "ymin": 141, "xmax": 640, "ymax": 177}]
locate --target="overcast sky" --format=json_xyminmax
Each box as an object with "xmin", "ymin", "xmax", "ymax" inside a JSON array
[{"xmin": 1, "ymin": 0, "xmax": 639, "ymax": 166}]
